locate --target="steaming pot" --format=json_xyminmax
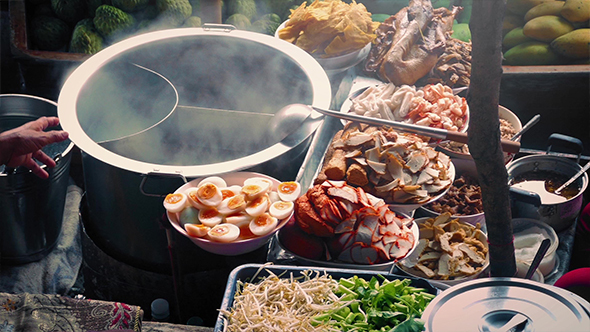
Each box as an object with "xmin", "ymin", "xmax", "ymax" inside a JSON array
[
  {"xmin": 507, "ymin": 134, "xmax": 588, "ymax": 232},
  {"xmin": 57, "ymin": 27, "xmax": 331, "ymax": 272},
  {"xmin": 1, "ymin": 94, "xmax": 74, "ymax": 264}
]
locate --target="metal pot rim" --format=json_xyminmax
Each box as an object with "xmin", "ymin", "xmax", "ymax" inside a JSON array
[{"xmin": 57, "ymin": 28, "xmax": 332, "ymax": 177}]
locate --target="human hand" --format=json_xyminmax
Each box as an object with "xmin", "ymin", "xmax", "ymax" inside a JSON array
[{"xmin": 0, "ymin": 116, "xmax": 69, "ymax": 179}]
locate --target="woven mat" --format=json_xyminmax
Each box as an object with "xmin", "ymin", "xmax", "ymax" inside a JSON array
[{"xmin": 0, "ymin": 292, "xmax": 143, "ymax": 331}]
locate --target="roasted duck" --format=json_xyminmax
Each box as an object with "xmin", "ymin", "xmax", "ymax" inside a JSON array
[{"xmin": 365, "ymin": 0, "xmax": 462, "ymax": 85}]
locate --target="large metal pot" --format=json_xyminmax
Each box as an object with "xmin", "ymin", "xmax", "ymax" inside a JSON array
[
  {"xmin": 507, "ymin": 134, "xmax": 588, "ymax": 232},
  {"xmin": 0, "ymin": 94, "xmax": 74, "ymax": 265},
  {"xmin": 57, "ymin": 27, "xmax": 331, "ymax": 273}
]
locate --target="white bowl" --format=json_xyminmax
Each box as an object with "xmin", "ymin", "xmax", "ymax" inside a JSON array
[
  {"xmin": 275, "ymin": 20, "xmax": 371, "ymax": 74},
  {"xmin": 514, "ymin": 260, "xmax": 545, "ymax": 283},
  {"xmin": 167, "ymin": 172, "xmax": 293, "ymax": 256},
  {"xmin": 277, "ymin": 211, "xmax": 421, "ymax": 271},
  {"xmin": 512, "ymin": 218, "xmax": 559, "ymax": 277},
  {"xmin": 397, "ymin": 216, "xmax": 490, "ymax": 287},
  {"xmin": 437, "ymin": 105, "xmax": 522, "ymax": 164}
]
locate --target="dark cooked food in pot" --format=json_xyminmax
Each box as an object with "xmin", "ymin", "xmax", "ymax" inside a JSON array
[
  {"xmin": 510, "ymin": 170, "xmax": 582, "ymax": 200},
  {"xmin": 425, "ymin": 175, "xmax": 483, "ymax": 216},
  {"xmin": 364, "ymin": 0, "xmax": 462, "ymax": 85}
]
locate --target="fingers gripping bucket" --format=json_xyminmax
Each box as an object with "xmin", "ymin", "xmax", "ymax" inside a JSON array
[{"xmin": 0, "ymin": 94, "xmax": 74, "ymax": 265}]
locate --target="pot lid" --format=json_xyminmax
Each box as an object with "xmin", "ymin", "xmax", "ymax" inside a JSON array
[
  {"xmin": 422, "ymin": 277, "xmax": 590, "ymax": 332},
  {"xmin": 58, "ymin": 27, "xmax": 331, "ymax": 176}
]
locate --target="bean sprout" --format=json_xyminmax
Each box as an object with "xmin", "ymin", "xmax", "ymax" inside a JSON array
[{"xmin": 220, "ymin": 269, "xmax": 349, "ymax": 332}]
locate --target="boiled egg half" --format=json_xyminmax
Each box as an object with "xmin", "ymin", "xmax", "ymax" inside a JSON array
[
  {"xmin": 269, "ymin": 200, "xmax": 294, "ymax": 220},
  {"xmin": 185, "ymin": 187, "xmax": 207, "ymax": 209},
  {"xmin": 185, "ymin": 223, "xmax": 210, "ymax": 238},
  {"xmin": 196, "ymin": 183, "xmax": 223, "ymax": 207},
  {"xmin": 218, "ymin": 194, "xmax": 247, "ymax": 215},
  {"xmin": 163, "ymin": 192, "xmax": 188, "ymax": 213},
  {"xmin": 224, "ymin": 212, "xmax": 252, "ymax": 228},
  {"xmin": 241, "ymin": 178, "xmax": 271, "ymax": 200},
  {"xmin": 277, "ymin": 181, "xmax": 301, "ymax": 202},
  {"xmin": 249, "ymin": 213, "xmax": 278, "ymax": 236},
  {"xmin": 198, "ymin": 176, "xmax": 227, "ymax": 189},
  {"xmin": 198, "ymin": 207, "xmax": 223, "ymax": 227},
  {"xmin": 245, "ymin": 194, "xmax": 269, "ymax": 217},
  {"xmin": 208, "ymin": 223, "xmax": 240, "ymax": 242}
]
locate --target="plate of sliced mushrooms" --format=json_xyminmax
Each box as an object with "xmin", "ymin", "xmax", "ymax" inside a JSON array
[
  {"xmin": 397, "ymin": 213, "xmax": 489, "ymax": 286},
  {"xmin": 315, "ymin": 123, "xmax": 456, "ymax": 215}
]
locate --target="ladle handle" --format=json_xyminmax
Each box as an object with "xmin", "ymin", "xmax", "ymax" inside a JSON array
[
  {"xmin": 312, "ymin": 106, "xmax": 521, "ymax": 154},
  {"xmin": 525, "ymin": 238, "xmax": 551, "ymax": 280},
  {"xmin": 511, "ymin": 114, "xmax": 540, "ymax": 141},
  {"xmin": 555, "ymin": 161, "xmax": 590, "ymax": 194},
  {"xmin": 446, "ymin": 131, "xmax": 521, "ymax": 154}
]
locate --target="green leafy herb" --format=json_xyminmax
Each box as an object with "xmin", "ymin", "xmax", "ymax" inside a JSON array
[{"xmin": 312, "ymin": 275, "xmax": 435, "ymax": 332}]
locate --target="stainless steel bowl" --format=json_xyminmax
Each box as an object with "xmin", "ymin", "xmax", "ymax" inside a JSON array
[{"xmin": 1, "ymin": 94, "xmax": 74, "ymax": 265}]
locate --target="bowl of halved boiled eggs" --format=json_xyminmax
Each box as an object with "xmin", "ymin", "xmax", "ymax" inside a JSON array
[{"xmin": 164, "ymin": 172, "xmax": 300, "ymax": 256}]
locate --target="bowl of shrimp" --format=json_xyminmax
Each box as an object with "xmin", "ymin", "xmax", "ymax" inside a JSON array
[{"xmin": 341, "ymin": 82, "xmax": 470, "ymax": 136}]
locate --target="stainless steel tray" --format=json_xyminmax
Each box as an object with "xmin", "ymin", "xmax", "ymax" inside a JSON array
[
  {"xmin": 214, "ymin": 263, "xmax": 445, "ymax": 332},
  {"xmin": 265, "ymin": 73, "xmax": 382, "ymax": 267}
]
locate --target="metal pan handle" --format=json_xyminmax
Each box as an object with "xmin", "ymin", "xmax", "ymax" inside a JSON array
[
  {"xmin": 202, "ymin": 23, "xmax": 236, "ymax": 32},
  {"xmin": 547, "ymin": 133, "xmax": 584, "ymax": 162},
  {"xmin": 139, "ymin": 172, "xmax": 187, "ymax": 197},
  {"xmin": 509, "ymin": 186, "xmax": 542, "ymax": 207}
]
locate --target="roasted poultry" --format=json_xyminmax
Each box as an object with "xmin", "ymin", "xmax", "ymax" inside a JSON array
[{"xmin": 365, "ymin": 0, "xmax": 462, "ymax": 85}]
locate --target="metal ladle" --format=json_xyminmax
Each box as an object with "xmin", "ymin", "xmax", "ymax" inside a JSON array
[
  {"xmin": 524, "ymin": 238, "xmax": 551, "ymax": 280},
  {"xmin": 511, "ymin": 114, "xmax": 541, "ymax": 142},
  {"xmin": 273, "ymin": 104, "xmax": 522, "ymax": 154},
  {"xmin": 554, "ymin": 161, "xmax": 590, "ymax": 195}
]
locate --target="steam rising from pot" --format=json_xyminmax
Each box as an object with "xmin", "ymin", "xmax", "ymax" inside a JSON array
[{"xmin": 76, "ymin": 35, "xmax": 316, "ymax": 166}]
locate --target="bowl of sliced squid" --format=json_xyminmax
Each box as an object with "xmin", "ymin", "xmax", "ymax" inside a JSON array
[{"xmin": 341, "ymin": 82, "xmax": 469, "ymax": 135}]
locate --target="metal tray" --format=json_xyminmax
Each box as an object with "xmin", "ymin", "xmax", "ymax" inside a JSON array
[{"xmin": 214, "ymin": 263, "xmax": 445, "ymax": 332}]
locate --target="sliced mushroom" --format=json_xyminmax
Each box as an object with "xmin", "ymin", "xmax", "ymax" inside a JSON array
[
  {"xmin": 406, "ymin": 151, "xmax": 429, "ymax": 173},
  {"xmin": 345, "ymin": 132, "xmax": 374, "ymax": 146},
  {"xmin": 345, "ymin": 149, "xmax": 363, "ymax": 159}
]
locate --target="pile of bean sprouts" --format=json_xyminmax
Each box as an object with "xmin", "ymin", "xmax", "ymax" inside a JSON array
[{"xmin": 220, "ymin": 269, "xmax": 352, "ymax": 332}]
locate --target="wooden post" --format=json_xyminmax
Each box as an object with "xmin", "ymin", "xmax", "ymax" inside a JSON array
[
  {"xmin": 200, "ymin": 0, "xmax": 222, "ymax": 24},
  {"xmin": 468, "ymin": 0, "xmax": 517, "ymax": 277}
]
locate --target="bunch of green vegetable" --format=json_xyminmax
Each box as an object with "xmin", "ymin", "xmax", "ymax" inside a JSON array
[{"xmin": 312, "ymin": 275, "xmax": 435, "ymax": 332}]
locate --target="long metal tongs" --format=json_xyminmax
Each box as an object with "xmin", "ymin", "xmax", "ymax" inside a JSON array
[{"xmin": 309, "ymin": 106, "xmax": 522, "ymax": 154}]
